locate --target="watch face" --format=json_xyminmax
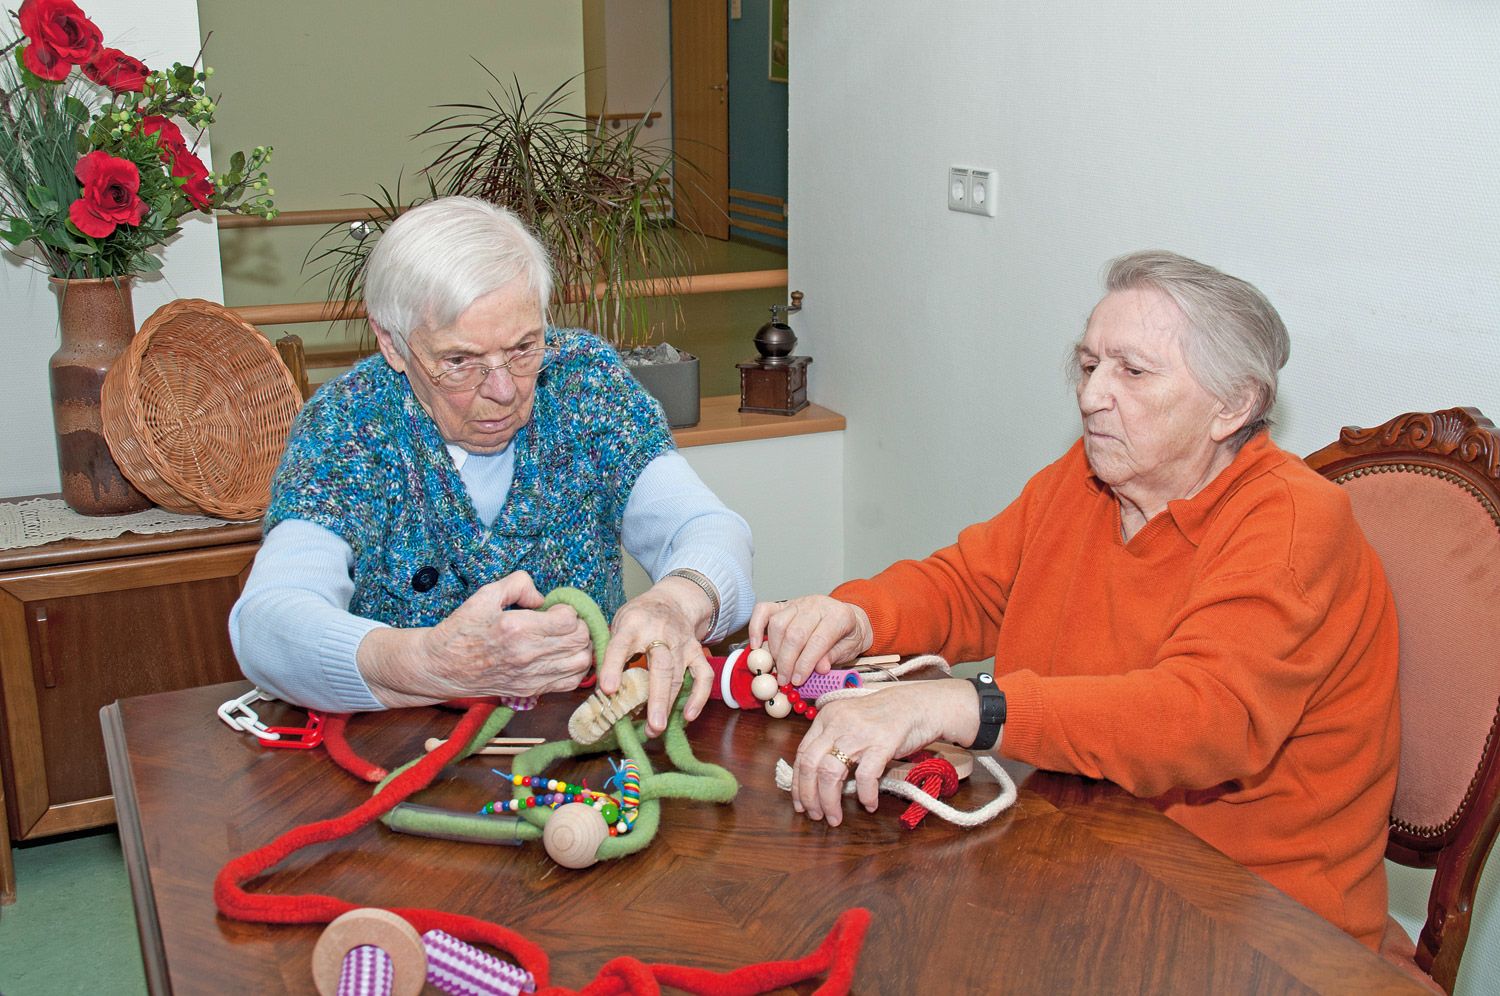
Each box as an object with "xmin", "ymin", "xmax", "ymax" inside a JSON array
[{"xmin": 976, "ymin": 672, "xmax": 994, "ymax": 685}]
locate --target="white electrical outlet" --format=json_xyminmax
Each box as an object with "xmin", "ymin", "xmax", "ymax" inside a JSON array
[
  {"xmin": 948, "ymin": 167, "xmax": 971, "ymax": 212},
  {"xmin": 948, "ymin": 165, "xmax": 997, "ymax": 217}
]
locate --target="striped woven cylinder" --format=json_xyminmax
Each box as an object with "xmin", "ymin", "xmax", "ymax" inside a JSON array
[
  {"xmin": 338, "ymin": 944, "xmax": 395, "ymax": 996},
  {"xmin": 423, "ymin": 929, "xmax": 536, "ymax": 995},
  {"xmin": 794, "ymin": 668, "xmax": 862, "ymax": 701}
]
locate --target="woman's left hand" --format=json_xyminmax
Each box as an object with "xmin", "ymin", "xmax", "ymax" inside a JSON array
[
  {"xmin": 791, "ymin": 679, "xmax": 978, "ymax": 826},
  {"xmin": 598, "ymin": 578, "xmax": 715, "ymax": 735}
]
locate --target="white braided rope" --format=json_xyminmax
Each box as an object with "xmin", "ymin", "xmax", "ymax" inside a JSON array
[
  {"xmin": 775, "ymin": 654, "xmax": 1016, "ymax": 828},
  {"xmin": 773, "ymin": 753, "xmax": 1017, "ymax": 827}
]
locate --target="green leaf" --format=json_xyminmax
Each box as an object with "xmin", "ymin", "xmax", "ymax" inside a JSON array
[
  {"xmin": 230, "ymin": 151, "xmax": 245, "ymax": 173},
  {"xmin": 0, "ymin": 219, "xmax": 34, "ymax": 246},
  {"xmin": 133, "ymin": 253, "xmax": 163, "ymax": 272},
  {"xmin": 26, "ymin": 185, "xmax": 60, "ymax": 213},
  {"xmin": 61, "ymin": 96, "xmax": 91, "ymax": 125}
]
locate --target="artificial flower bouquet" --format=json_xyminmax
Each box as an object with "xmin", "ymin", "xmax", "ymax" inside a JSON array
[{"xmin": 0, "ymin": 0, "xmax": 276, "ymax": 279}]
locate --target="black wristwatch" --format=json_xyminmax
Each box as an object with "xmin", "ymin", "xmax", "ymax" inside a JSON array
[{"xmin": 967, "ymin": 673, "xmax": 1007, "ymax": 752}]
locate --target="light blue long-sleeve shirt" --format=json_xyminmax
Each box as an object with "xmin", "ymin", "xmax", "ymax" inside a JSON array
[{"xmin": 229, "ymin": 447, "xmax": 752, "ymax": 710}]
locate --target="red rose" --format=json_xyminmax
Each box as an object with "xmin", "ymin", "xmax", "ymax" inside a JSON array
[
  {"xmin": 18, "ymin": 0, "xmax": 103, "ymax": 82},
  {"xmin": 170, "ymin": 149, "xmax": 215, "ymax": 209},
  {"xmin": 140, "ymin": 115, "xmax": 188, "ymax": 159},
  {"xmin": 67, "ymin": 151, "xmax": 147, "ymax": 238},
  {"xmin": 83, "ymin": 47, "xmax": 150, "ymax": 93}
]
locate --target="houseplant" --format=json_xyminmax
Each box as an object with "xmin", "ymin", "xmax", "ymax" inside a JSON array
[
  {"xmin": 0, "ymin": 0, "xmax": 275, "ymax": 513},
  {"xmin": 316, "ymin": 70, "xmax": 706, "ymax": 427}
]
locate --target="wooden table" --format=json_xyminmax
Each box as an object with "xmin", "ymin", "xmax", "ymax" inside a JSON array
[{"xmin": 103, "ymin": 682, "xmax": 1423, "ymax": 995}]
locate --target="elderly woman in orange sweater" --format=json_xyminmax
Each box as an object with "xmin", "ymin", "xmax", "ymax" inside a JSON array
[{"xmin": 749, "ymin": 250, "xmax": 1400, "ymax": 950}]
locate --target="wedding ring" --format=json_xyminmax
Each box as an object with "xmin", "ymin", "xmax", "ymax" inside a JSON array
[
  {"xmin": 643, "ymin": 640, "xmax": 672, "ymax": 654},
  {"xmin": 829, "ymin": 747, "xmax": 854, "ymax": 767}
]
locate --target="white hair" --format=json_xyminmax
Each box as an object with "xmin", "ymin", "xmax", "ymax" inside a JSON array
[
  {"xmin": 363, "ymin": 196, "xmax": 553, "ymax": 357},
  {"xmin": 1103, "ymin": 250, "xmax": 1290, "ymax": 449}
]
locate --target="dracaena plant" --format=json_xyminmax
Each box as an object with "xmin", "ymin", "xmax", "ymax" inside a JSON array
[
  {"xmin": 313, "ymin": 69, "xmax": 701, "ymax": 350},
  {"xmin": 0, "ymin": 0, "xmax": 276, "ymax": 279}
]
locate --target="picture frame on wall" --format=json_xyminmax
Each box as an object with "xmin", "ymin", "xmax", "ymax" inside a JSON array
[{"xmin": 769, "ymin": 0, "xmax": 788, "ymax": 83}]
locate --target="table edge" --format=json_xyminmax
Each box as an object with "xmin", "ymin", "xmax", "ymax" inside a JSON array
[{"xmin": 102, "ymin": 700, "xmax": 172, "ymax": 996}]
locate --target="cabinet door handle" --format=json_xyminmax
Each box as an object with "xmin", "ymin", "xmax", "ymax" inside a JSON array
[{"xmin": 35, "ymin": 606, "xmax": 58, "ymax": 688}]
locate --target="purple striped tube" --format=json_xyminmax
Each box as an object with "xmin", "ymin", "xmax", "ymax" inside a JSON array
[
  {"xmin": 422, "ymin": 929, "xmax": 536, "ymax": 995},
  {"xmin": 794, "ymin": 668, "xmax": 862, "ymax": 701},
  {"xmin": 339, "ymin": 944, "xmax": 395, "ymax": 996}
]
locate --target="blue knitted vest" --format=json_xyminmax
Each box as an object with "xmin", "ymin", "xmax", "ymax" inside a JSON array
[{"xmin": 264, "ymin": 328, "xmax": 673, "ymax": 627}]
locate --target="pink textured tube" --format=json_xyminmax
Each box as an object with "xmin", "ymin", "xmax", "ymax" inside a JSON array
[
  {"xmin": 794, "ymin": 668, "xmax": 862, "ymax": 701},
  {"xmin": 422, "ymin": 929, "xmax": 536, "ymax": 995},
  {"xmin": 339, "ymin": 944, "xmax": 395, "ymax": 996}
]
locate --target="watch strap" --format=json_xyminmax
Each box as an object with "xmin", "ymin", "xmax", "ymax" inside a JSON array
[{"xmin": 967, "ymin": 673, "xmax": 1007, "ymax": 752}]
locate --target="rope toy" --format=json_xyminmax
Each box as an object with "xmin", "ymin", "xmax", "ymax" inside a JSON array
[
  {"xmin": 215, "ymin": 586, "xmax": 873, "ymax": 994},
  {"xmin": 771, "ymin": 655, "xmax": 1019, "ymax": 829}
]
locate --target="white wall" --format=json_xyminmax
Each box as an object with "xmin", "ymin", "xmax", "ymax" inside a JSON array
[
  {"xmin": 584, "ymin": 0, "xmax": 674, "ymax": 151},
  {"xmin": 0, "ymin": 0, "xmax": 224, "ymax": 498},
  {"xmin": 790, "ymin": 3, "xmax": 1499, "ymax": 991},
  {"xmin": 624, "ymin": 431, "xmax": 847, "ymax": 609}
]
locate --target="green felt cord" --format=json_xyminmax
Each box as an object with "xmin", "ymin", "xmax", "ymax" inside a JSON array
[
  {"xmin": 380, "ymin": 588, "xmax": 738, "ymax": 859},
  {"xmin": 540, "ymin": 585, "xmax": 609, "ymax": 670}
]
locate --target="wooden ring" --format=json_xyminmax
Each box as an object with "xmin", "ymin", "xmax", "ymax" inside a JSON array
[{"xmin": 311, "ymin": 908, "xmax": 427, "ymax": 996}]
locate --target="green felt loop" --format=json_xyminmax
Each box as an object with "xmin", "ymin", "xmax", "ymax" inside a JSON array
[
  {"xmin": 540, "ymin": 585, "xmax": 610, "ymax": 670},
  {"xmin": 377, "ymin": 587, "xmax": 737, "ymax": 859}
]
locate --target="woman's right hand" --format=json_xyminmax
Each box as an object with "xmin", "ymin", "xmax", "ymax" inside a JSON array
[
  {"xmin": 747, "ymin": 595, "xmax": 875, "ymax": 686},
  {"xmin": 360, "ymin": 571, "xmax": 594, "ymax": 706}
]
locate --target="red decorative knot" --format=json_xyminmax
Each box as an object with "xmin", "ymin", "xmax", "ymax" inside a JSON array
[{"xmin": 898, "ymin": 754, "xmax": 960, "ymax": 830}]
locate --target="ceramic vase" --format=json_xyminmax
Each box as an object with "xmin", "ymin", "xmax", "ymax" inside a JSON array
[{"xmin": 48, "ymin": 276, "xmax": 153, "ymax": 515}]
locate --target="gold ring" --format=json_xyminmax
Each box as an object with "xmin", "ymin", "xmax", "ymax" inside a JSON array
[
  {"xmin": 829, "ymin": 747, "xmax": 854, "ymax": 767},
  {"xmin": 643, "ymin": 640, "xmax": 671, "ymax": 654}
]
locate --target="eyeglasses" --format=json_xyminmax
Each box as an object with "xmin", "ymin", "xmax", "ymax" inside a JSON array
[{"xmin": 414, "ymin": 346, "xmax": 558, "ymax": 393}]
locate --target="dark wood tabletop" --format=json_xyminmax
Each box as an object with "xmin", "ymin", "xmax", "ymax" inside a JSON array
[{"xmin": 102, "ymin": 681, "xmax": 1423, "ymax": 995}]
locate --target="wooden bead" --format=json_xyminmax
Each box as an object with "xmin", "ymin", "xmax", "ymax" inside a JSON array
[
  {"xmin": 746, "ymin": 647, "xmax": 774, "ymax": 675},
  {"xmin": 764, "ymin": 691, "xmax": 792, "ymax": 719},
  {"xmin": 543, "ymin": 802, "xmax": 609, "ymax": 869},
  {"xmin": 750, "ymin": 673, "xmax": 780, "ymax": 702},
  {"xmin": 312, "ymin": 908, "xmax": 427, "ymax": 996}
]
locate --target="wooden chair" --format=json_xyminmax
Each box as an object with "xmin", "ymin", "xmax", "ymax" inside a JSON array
[
  {"xmin": 274, "ymin": 332, "xmax": 313, "ymax": 401},
  {"xmin": 1305, "ymin": 407, "xmax": 1500, "ymax": 993}
]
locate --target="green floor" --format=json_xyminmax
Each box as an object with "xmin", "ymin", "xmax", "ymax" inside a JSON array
[{"xmin": 0, "ymin": 829, "xmax": 147, "ymax": 995}]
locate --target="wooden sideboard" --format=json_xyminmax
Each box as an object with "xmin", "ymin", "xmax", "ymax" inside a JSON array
[{"xmin": 0, "ymin": 514, "xmax": 263, "ymax": 904}]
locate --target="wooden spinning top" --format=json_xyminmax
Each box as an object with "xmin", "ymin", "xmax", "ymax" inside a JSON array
[
  {"xmin": 543, "ymin": 802, "xmax": 610, "ymax": 869},
  {"xmin": 568, "ymin": 667, "xmax": 651, "ymax": 744}
]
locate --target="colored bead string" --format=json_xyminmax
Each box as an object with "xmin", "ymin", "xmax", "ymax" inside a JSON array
[
  {"xmin": 482, "ymin": 764, "xmax": 641, "ymax": 837},
  {"xmin": 603, "ymin": 757, "xmax": 642, "ymax": 835}
]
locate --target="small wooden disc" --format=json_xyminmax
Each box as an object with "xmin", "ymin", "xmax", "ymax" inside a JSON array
[
  {"xmin": 311, "ymin": 908, "xmax": 427, "ymax": 996},
  {"xmin": 886, "ymin": 741, "xmax": 975, "ymax": 781},
  {"xmin": 543, "ymin": 802, "xmax": 609, "ymax": 869}
]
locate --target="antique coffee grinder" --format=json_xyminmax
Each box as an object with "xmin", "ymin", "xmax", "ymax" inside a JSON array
[{"xmin": 738, "ymin": 291, "xmax": 810, "ymax": 415}]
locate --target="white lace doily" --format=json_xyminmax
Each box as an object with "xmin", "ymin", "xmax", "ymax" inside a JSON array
[{"xmin": 0, "ymin": 497, "xmax": 242, "ymax": 550}]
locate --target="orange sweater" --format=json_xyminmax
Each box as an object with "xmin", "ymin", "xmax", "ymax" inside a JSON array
[{"xmin": 833, "ymin": 433, "xmax": 1400, "ymax": 948}]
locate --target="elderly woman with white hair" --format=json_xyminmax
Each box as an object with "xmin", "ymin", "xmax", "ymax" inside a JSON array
[
  {"xmin": 751, "ymin": 251, "xmax": 1400, "ymax": 950},
  {"xmin": 231, "ymin": 196, "xmax": 752, "ymax": 735}
]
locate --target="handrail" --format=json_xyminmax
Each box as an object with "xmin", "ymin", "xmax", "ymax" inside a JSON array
[
  {"xmin": 230, "ymin": 268, "xmax": 789, "ymax": 327},
  {"xmin": 585, "ymin": 111, "xmax": 663, "ymax": 129},
  {"xmin": 216, "ymin": 206, "xmax": 406, "ymax": 230}
]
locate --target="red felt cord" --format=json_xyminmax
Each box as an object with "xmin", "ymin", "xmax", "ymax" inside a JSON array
[
  {"xmin": 899, "ymin": 755, "xmax": 960, "ymax": 830},
  {"xmin": 214, "ymin": 702, "xmax": 871, "ymax": 994},
  {"xmin": 318, "ymin": 712, "xmax": 387, "ymax": 782}
]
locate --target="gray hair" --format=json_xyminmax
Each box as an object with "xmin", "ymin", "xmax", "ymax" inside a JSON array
[
  {"xmin": 363, "ymin": 196, "xmax": 553, "ymax": 357},
  {"xmin": 1104, "ymin": 250, "xmax": 1290, "ymax": 449}
]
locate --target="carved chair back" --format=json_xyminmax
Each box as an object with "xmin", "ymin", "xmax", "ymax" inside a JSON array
[{"xmin": 1304, "ymin": 407, "xmax": 1500, "ymax": 993}]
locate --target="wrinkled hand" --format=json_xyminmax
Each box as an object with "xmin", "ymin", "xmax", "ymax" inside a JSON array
[
  {"xmin": 418, "ymin": 571, "xmax": 594, "ymax": 699},
  {"xmin": 748, "ymin": 595, "xmax": 874, "ymax": 686},
  {"xmin": 790, "ymin": 679, "xmax": 977, "ymax": 826},
  {"xmin": 598, "ymin": 579, "xmax": 712, "ymax": 735}
]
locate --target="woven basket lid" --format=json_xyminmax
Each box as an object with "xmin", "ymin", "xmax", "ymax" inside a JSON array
[{"xmin": 101, "ymin": 298, "xmax": 303, "ymax": 520}]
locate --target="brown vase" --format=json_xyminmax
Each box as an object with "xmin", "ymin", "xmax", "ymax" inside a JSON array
[{"xmin": 48, "ymin": 276, "xmax": 153, "ymax": 515}]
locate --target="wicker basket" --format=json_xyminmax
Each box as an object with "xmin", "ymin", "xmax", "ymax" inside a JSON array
[{"xmin": 101, "ymin": 298, "xmax": 303, "ymax": 520}]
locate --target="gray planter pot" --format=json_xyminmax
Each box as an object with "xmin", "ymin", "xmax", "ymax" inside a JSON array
[{"xmin": 626, "ymin": 352, "xmax": 700, "ymax": 428}]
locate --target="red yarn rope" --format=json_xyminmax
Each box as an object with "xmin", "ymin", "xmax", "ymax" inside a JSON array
[
  {"xmin": 898, "ymin": 755, "xmax": 960, "ymax": 830},
  {"xmin": 318, "ymin": 712, "xmax": 387, "ymax": 782},
  {"xmin": 214, "ymin": 702, "xmax": 871, "ymax": 994}
]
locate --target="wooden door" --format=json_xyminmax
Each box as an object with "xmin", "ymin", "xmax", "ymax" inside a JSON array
[
  {"xmin": 0, "ymin": 543, "xmax": 257, "ymax": 839},
  {"xmin": 671, "ymin": 1, "xmax": 730, "ymax": 239}
]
